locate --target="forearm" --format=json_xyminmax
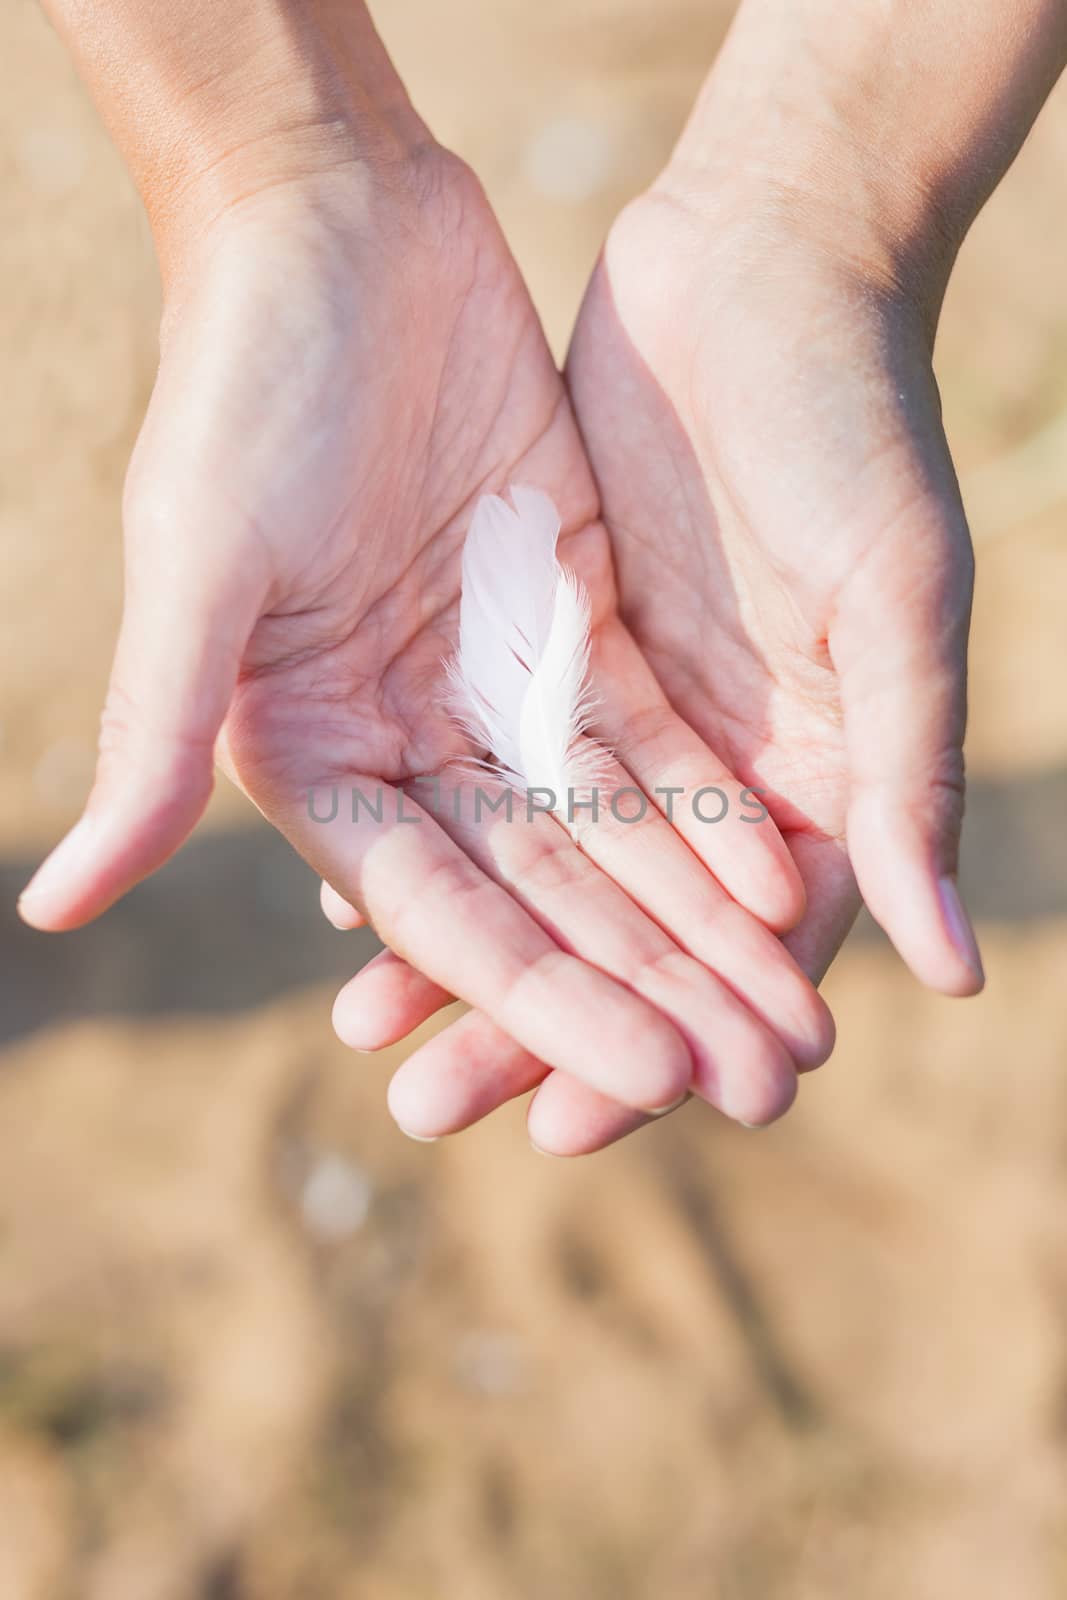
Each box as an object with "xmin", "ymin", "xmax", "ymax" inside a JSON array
[
  {"xmin": 668, "ymin": 0, "xmax": 1067, "ymax": 293},
  {"xmin": 41, "ymin": 0, "xmax": 425, "ymax": 259}
]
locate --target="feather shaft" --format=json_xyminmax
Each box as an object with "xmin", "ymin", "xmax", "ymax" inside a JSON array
[{"xmin": 449, "ymin": 486, "xmax": 601, "ymax": 820}]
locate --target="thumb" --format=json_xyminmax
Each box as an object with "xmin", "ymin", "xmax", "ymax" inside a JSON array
[
  {"xmin": 832, "ymin": 491, "xmax": 983, "ymax": 996},
  {"xmin": 18, "ymin": 501, "xmax": 267, "ymax": 931}
]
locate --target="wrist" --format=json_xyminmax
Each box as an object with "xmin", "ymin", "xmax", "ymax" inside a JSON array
[
  {"xmin": 663, "ymin": 0, "xmax": 1067, "ymax": 312},
  {"xmin": 43, "ymin": 0, "xmax": 429, "ymax": 269}
]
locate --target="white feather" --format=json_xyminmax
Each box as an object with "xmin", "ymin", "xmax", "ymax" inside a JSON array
[{"xmin": 449, "ymin": 486, "xmax": 602, "ymax": 819}]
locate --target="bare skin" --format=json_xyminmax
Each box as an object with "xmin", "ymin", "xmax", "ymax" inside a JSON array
[
  {"xmin": 18, "ymin": 141, "xmax": 832, "ymax": 1122},
  {"xmin": 333, "ymin": 188, "xmax": 980, "ymax": 1151},
  {"xmin": 23, "ymin": 0, "xmax": 1067, "ymax": 1152},
  {"xmin": 331, "ymin": 0, "xmax": 1067, "ymax": 1152}
]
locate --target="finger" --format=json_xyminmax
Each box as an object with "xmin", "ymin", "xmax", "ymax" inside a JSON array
[
  {"xmin": 18, "ymin": 502, "xmax": 267, "ymax": 932},
  {"xmin": 528, "ymin": 1073, "xmax": 662, "ymax": 1156},
  {"xmin": 333, "ymin": 948, "xmax": 453, "ymax": 1050},
  {"xmin": 391, "ymin": 1002, "xmax": 773, "ymax": 1155},
  {"xmin": 386, "ymin": 1008, "xmax": 549, "ymax": 1139},
  {"xmin": 426, "ymin": 775, "xmax": 799, "ymax": 1124},
  {"xmin": 320, "ymin": 878, "xmax": 367, "ymax": 930},
  {"xmin": 274, "ymin": 776, "xmax": 693, "ymax": 1113},
  {"xmin": 780, "ymin": 829, "xmax": 862, "ymax": 986},
  {"xmin": 593, "ymin": 628, "xmax": 806, "ymax": 932},
  {"xmin": 832, "ymin": 466, "xmax": 983, "ymax": 996},
  {"xmin": 338, "ymin": 821, "xmax": 847, "ymax": 1141},
  {"xmin": 555, "ymin": 753, "xmax": 835, "ymax": 1070},
  {"xmin": 384, "ymin": 1004, "xmax": 661, "ymax": 1150}
]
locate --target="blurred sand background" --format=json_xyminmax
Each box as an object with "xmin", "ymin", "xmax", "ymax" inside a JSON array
[{"xmin": 3, "ymin": 0, "xmax": 1067, "ymax": 1595}]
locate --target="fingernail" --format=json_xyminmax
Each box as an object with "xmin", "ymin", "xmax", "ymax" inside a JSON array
[
  {"xmin": 529, "ymin": 1140, "xmax": 559, "ymax": 1157},
  {"xmin": 648, "ymin": 1092, "xmax": 689, "ymax": 1119},
  {"xmin": 18, "ymin": 817, "xmax": 95, "ymax": 915},
  {"xmin": 398, "ymin": 1127, "xmax": 440, "ymax": 1144},
  {"xmin": 937, "ymin": 875, "xmax": 985, "ymax": 985}
]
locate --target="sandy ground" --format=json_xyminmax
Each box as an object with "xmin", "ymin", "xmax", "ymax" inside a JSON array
[{"xmin": 2, "ymin": 1, "xmax": 1067, "ymax": 1595}]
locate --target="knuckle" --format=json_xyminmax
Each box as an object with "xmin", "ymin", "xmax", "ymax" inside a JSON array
[
  {"xmin": 413, "ymin": 852, "xmax": 488, "ymax": 910},
  {"xmin": 902, "ymin": 752, "xmax": 967, "ymax": 857},
  {"xmin": 97, "ymin": 682, "xmax": 137, "ymax": 757},
  {"xmin": 499, "ymin": 945, "xmax": 571, "ymax": 1020},
  {"xmin": 98, "ymin": 681, "xmax": 215, "ymax": 765},
  {"xmin": 507, "ymin": 825, "xmax": 588, "ymax": 901},
  {"xmin": 613, "ymin": 701, "xmax": 676, "ymax": 765},
  {"xmin": 621, "ymin": 943, "xmax": 696, "ymax": 998},
  {"xmin": 385, "ymin": 854, "xmax": 489, "ymax": 958}
]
